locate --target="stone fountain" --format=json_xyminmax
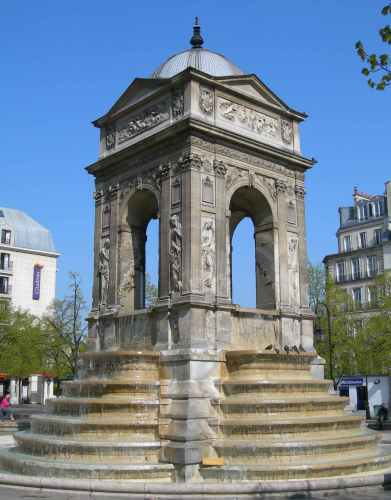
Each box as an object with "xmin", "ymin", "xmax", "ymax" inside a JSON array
[{"xmin": 1, "ymin": 20, "xmax": 390, "ymax": 497}]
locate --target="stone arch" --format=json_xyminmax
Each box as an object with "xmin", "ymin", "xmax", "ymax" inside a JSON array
[
  {"xmin": 228, "ymin": 184, "xmax": 276, "ymax": 309},
  {"xmin": 118, "ymin": 186, "xmax": 159, "ymax": 312}
]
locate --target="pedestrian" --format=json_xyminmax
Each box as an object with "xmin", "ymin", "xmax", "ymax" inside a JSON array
[
  {"xmin": 0, "ymin": 393, "xmax": 14, "ymax": 421},
  {"xmin": 377, "ymin": 402, "xmax": 388, "ymax": 430}
]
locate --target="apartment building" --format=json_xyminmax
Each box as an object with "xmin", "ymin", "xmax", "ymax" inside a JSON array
[
  {"xmin": 324, "ymin": 182, "xmax": 391, "ymax": 320},
  {"xmin": 0, "ymin": 207, "xmax": 59, "ymax": 316}
]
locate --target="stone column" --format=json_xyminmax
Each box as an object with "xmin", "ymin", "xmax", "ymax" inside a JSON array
[
  {"xmin": 254, "ymin": 223, "xmax": 275, "ymax": 309},
  {"xmin": 92, "ymin": 190, "xmax": 104, "ymax": 309},
  {"xmin": 295, "ymin": 184, "xmax": 310, "ymax": 310},
  {"xmin": 214, "ymin": 160, "xmax": 229, "ymax": 303},
  {"xmin": 180, "ymin": 154, "xmax": 202, "ymax": 296},
  {"xmin": 131, "ymin": 226, "xmax": 146, "ymax": 310},
  {"xmin": 276, "ymin": 180, "xmax": 290, "ymax": 309},
  {"xmin": 158, "ymin": 167, "xmax": 171, "ymax": 300},
  {"xmin": 107, "ymin": 184, "xmax": 120, "ymax": 306}
]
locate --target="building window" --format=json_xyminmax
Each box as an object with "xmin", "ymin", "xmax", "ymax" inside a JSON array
[
  {"xmin": 0, "ymin": 230, "xmax": 11, "ymax": 245},
  {"xmin": 368, "ymin": 286, "xmax": 378, "ymax": 307},
  {"xmin": 343, "ymin": 235, "xmax": 352, "ymax": 252},
  {"xmin": 352, "ymin": 287, "xmax": 362, "ymax": 306},
  {"xmin": 0, "ymin": 277, "xmax": 9, "ymax": 294},
  {"xmin": 352, "ymin": 258, "xmax": 361, "ymax": 280},
  {"xmin": 0, "ymin": 253, "xmax": 10, "ymax": 271},
  {"xmin": 375, "ymin": 228, "xmax": 382, "ymax": 245},
  {"xmin": 336, "ymin": 262, "xmax": 345, "ymax": 282},
  {"xmin": 367, "ymin": 255, "xmax": 378, "ymax": 277},
  {"xmin": 359, "ymin": 232, "xmax": 367, "ymax": 249}
]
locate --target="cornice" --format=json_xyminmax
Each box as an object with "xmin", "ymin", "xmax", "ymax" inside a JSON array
[
  {"xmin": 0, "ymin": 244, "xmax": 60, "ymax": 259},
  {"xmin": 86, "ymin": 116, "xmax": 315, "ymax": 177}
]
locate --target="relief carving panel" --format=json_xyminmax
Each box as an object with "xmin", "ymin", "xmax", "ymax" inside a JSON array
[
  {"xmin": 117, "ymin": 99, "xmax": 170, "ymax": 145},
  {"xmin": 201, "ymin": 217, "xmax": 216, "ymax": 293}
]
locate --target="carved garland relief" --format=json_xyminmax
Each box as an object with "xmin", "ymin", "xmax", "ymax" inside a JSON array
[
  {"xmin": 169, "ymin": 214, "xmax": 182, "ymax": 293},
  {"xmin": 199, "ymin": 86, "xmax": 214, "ymax": 114},
  {"xmin": 287, "ymin": 235, "xmax": 300, "ymax": 307}
]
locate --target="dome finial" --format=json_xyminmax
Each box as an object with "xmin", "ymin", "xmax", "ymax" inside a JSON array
[{"xmin": 190, "ymin": 17, "xmax": 204, "ymax": 48}]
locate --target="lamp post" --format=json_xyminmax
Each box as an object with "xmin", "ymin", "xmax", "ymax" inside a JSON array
[{"xmin": 315, "ymin": 301, "xmax": 334, "ymax": 383}]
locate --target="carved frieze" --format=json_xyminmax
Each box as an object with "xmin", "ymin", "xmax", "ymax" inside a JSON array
[
  {"xmin": 117, "ymin": 99, "xmax": 170, "ymax": 145},
  {"xmin": 176, "ymin": 153, "xmax": 203, "ymax": 173},
  {"xmin": 169, "ymin": 215, "xmax": 182, "ymax": 293},
  {"xmin": 275, "ymin": 179, "xmax": 287, "ymax": 194},
  {"xmin": 199, "ymin": 86, "xmax": 214, "ymax": 115},
  {"xmin": 295, "ymin": 185, "xmax": 306, "ymax": 199},
  {"xmin": 201, "ymin": 217, "xmax": 216, "ymax": 292},
  {"xmin": 172, "ymin": 89, "xmax": 184, "ymax": 120},
  {"xmin": 105, "ymin": 125, "xmax": 116, "ymax": 150},
  {"xmin": 218, "ymin": 97, "xmax": 280, "ymax": 139},
  {"xmin": 281, "ymin": 119, "xmax": 293, "ymax": 144},
  {"xmin": 226, "ymin": 165, "xmax": 245, "ymax": 190},
  {"xmin": 213, "ymin": 160, "xmax": 227, "ymax": 178}
]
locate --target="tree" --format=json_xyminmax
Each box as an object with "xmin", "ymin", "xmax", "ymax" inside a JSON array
[
  {"xmin": 355, "ymin": 2, "xmax": 391, "ymax": 90},
  {"xmin": 145, "ymin": 273, "xmax": 158, "ymax": 307},
  {"xmin": 0, "ymin": 307, "xmax": 49, "ymax": 378},
  {"xmin": 43, "ymin": 272, "xmax": 87, "ymax": 378},
  {"xmin": 308, "ymin": 262, "xmax": 325, "ymax": 313}
]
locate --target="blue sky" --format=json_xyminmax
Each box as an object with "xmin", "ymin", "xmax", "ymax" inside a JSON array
[{"xmin": 1, "ymin": 1, "xmax": 390, "ymax": 307}]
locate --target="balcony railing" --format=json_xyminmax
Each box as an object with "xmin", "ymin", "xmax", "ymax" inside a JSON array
[
  {"xmin": 0, "ymin": 284, "xmax": 12, "ymax": 296},
  {"xmin": 336, "ymin": 270, "xmax": 378, "ymax": 283},
  {"xmin": 0, "ymin": 261, "xmax": 13, "ymax": 272}
]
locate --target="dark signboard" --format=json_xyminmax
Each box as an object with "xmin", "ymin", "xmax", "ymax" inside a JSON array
[
  {"xmin": 340, "ymin": 376, "xmax": 364, "ymax": 386},
  {"xmin": 32, "ymin": 265, "xmax": 43, "ymax": 300}
]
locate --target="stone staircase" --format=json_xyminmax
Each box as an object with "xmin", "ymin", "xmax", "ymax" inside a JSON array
[
  {"xmin": 0, "ymin": 350, "xmax": 174, "ymax": 480},
  {"xmin": 0, "ymin": 349, "xmax": 390, "ymax": 482},
  {"xmin": 200, "ymin": 350, "xmax": 391, "ymax": 481}
]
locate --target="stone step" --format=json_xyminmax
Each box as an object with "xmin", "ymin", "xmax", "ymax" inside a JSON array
[
  {"xmin": 63, "ymin": 380, "xmax": 159, "ymax": 398},
  {"xmin": 15, "ymin": 431, "xmax": 162, "ymax": 464},
  {"xmin": 48, "ymin": 397, "xmax": 159, "ymax": 417},
  {"xmin": 200, "ymin": 448, "xmax": 391, "ymax": 481},
  {"xmin": 213, "ymin": 433, "xmax": 379, "ymax": 464},
  {"xmin": 218, "ymin": 396, "xmax": 349, "ymax": 417},
  {"xmin": 0, "ymin": 449, "xmax": 174, "ymax": 480},
  {"xmin": 31, "ymin": 414, "xmax": 159, "ymax": 440},
  {"xmin": 225, "ymin": 351, "xmax": 316, "ymax": 378},
  {"xmin": 220, "ymin": 414, "xmax": 364, "ymax": 438},
  {"xmin": 222, "ymin": 379, "xmax": 332, "ymax": 397},
  {"xmin": 80, "ymin": 350, "xmax": 159, "ymax": 378}
]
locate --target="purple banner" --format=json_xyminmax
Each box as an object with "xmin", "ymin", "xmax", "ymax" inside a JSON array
[{"xmin": 32, "ymin": 265, "xmax": 43, "ymax": 300}]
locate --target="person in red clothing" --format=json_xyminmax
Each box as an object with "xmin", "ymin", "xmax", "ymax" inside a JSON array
[{"xmin": 0, "ymin": 393, "xmax": 14, "ymax": 421}]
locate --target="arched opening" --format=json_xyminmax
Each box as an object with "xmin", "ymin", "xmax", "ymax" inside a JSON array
[
  {"xmin": 145, "ymin": 219, "xmax": 159, "ymax": 307},
  {"xmin": 119, "ymin": 189, "xmax": 159, "ymax": 312},
  {"xmin": 231, "ymin": 217, "xmax": 256, "ymax": 307},
  {"xmin": 229, "ymin": 186, "xmax": 275, "ymax": 309}
]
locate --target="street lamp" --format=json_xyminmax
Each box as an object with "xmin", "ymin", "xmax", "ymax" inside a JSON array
[{"xmin": 315, "ymin": 301, "xmax": 334, "ymax": 383}]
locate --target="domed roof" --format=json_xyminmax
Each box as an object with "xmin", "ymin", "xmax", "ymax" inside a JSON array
[{"xmin": 151, "ymin": 19, "xmax": 244, "ymax": 79}]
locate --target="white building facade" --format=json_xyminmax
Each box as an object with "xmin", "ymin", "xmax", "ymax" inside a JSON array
[
  {"xmin": 0, "ymin": 208, "xmax": 59, "ymax": 317},
  {"xmin": 324, "ymin": 182, "xmax": 391, "ymax": 320}
]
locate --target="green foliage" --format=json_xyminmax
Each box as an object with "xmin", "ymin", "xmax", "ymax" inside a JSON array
[
  {"xmin": 315, "ymin": 271, "xmax": 391, "ymax": 379},
  {"xmin": 145, "ymin": 273, "xmax": 158, "ymax": 307},
  {"xmin": 308, "ymin": 262, "xmax": 325, "ymax": 313},
  {"xmin": 355, "ymin": 2, "xmax": 391, "ymax": 90},
  {"xmin": 42, "ymin": 272, "xmax": 87, "ymax": 378},
  {"xmin": 0, "ymin": 308, "xmax": 50, "ymax": 378}
]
